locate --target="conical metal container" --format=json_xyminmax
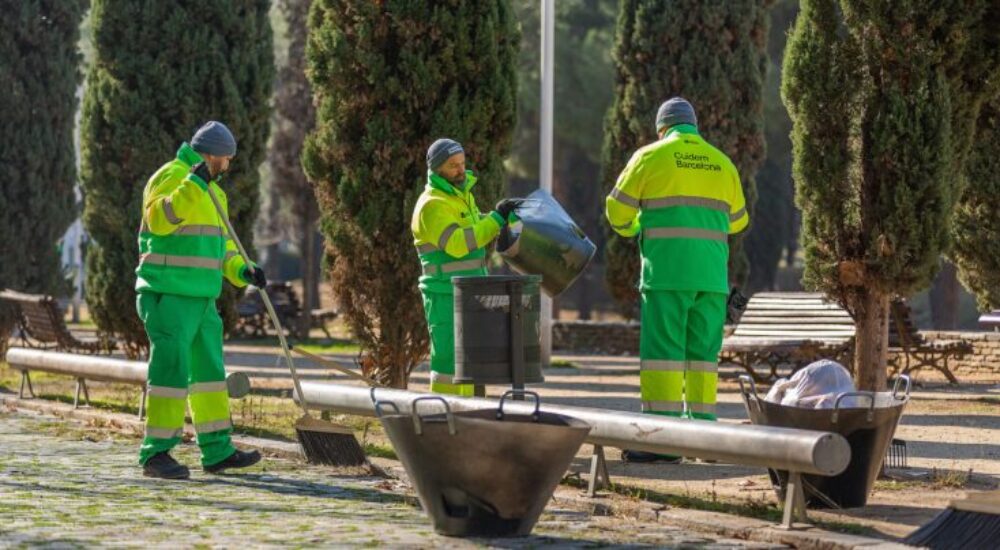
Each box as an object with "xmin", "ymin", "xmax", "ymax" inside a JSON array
[
  {"xmin": 375, "ymin": 393, "xmax": 591, "ymax": 537},
  {"xmin": 740, "ymin": 375, "xmax": 911, "ymax": 509}
]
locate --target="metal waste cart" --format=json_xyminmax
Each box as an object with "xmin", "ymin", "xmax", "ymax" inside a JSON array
[{"xmin": 740, "ymin": 375, "xmax": 911, "ymax": 508}]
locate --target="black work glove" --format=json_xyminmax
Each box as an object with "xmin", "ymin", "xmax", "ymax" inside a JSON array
[
  {"xmin": 726, "ymin": 287, "xmax": 749, "ymax": 325},
  {"xmin": 243, "ymin": 265, "xmax": 268, "ymax": 288},
  {"xmin": 190, "ymin": 161, "xmax": 213, "ymax": 187},
  {"xmin": 495, "ymin": 198, "xmax": 524, "ymax": 221}
]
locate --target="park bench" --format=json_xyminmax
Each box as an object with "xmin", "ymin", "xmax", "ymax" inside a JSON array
[
  {"xmin": 720, "ymin": 292, "xmax": 855, "ymax": 381},
  {"xmin": 979, "ymin": 310, "xmax": 1000, "ymax": 331},
  {"xmin": 886, "ymin": 299, "xmax": 971, "ymax": 384},
  {"xmin": 232, "ymin": 282, "xmax": 338, "ymax": 340},
  {"xmin": 4, "ymin": 348, "xmax": 251, "ymax": 419},
  {"xmin": 0, "ymin": 290, "xmax": 115, "ymax": 355}
]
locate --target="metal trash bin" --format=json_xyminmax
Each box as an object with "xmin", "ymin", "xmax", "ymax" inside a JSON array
[
  {"xmin": 452, "ymin": 275, "xmax": 543, "ymax": 387},
  {"xmin": 496, "ymin": 189, "xmax": 596, "ymax": 297},
  {"xmin": 375, "ymin": 392, "xmax": 591, "ymax": 537},
  {"xmin": 739, "ymin": 375, "xmax": 911, "ymax": 509}
]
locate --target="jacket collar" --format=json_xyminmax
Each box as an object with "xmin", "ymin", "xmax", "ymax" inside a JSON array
[
  {"xmin": 664, "ymin": 124, "xmax": 700, "ymax": 139},
  {"xmin": 427, "ymin": 170, "xmax": 477, "ymax": 195},
  {"xmin": 176, "ymin": 142, "xmax": 204, "ymax": 167}
]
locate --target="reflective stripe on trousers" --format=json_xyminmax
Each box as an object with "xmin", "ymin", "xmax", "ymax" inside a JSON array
[{"xmin": 429, "ymin": 371, "xmax": 474, "ymax": 397}]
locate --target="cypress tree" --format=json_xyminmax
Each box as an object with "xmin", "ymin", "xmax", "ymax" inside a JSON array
[
  {"xmin": 953, "ymin": 98, "xmax": 1000, "ymax": 311},
  {"xmin": 304, "ymin": 1, "xmax": 519, "ymax": 388},
  {"xmin": 783, "ymin": 0, "xmax": 1000, "ymax": 390},
  {"xmin": 601, "ymin": 0, "xmax": 769, "ymax": 316},
  {"xmin": 80, "ymin": 0, "xmax": 274, "ymax": 356},
  {"xmin": 0, "ymin": 1, "xmax": 86, "ymax": 353}
]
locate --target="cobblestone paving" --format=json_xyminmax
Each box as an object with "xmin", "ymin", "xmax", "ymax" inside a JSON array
[{"xmin": 0, "ymin": 411, "xmax": 778, "ymax": 548}]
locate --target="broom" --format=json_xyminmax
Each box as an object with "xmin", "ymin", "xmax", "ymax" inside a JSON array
[
  {"xmin": 207, "ymin": 187, "xmax": 366, "ymax": 466},
  {"xmin": 904, "ymin": 490, "xmax": 1000, "ymax": 549}
]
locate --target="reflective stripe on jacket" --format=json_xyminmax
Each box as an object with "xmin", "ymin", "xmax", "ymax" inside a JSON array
[
  {"xmin": 411, "ymin": 170, "xmax": 503, "ymax": 293},
  {"xmin": 135, "ymin": 143, "xmax": 248, "ymax": 298},
  {"xmin": 606, "ymin": 125, "xmax": 748, "ymax": 293}
]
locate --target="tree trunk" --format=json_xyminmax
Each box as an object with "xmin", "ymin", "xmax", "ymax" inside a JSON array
[
  {"xmin": 929, "ymin": 260, "xmax": 959, "ymax": 330},
  {"xmin": 853, "ymin": 290, "xmax": 890, "ymax": 391}
]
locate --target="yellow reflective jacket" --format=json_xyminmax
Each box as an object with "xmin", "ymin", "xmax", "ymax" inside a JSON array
[
  {"xmin": 606, "ymin": 125, "xmax": 748, "ymax": 293},
  {"xmin": 411, "ymin": 170, "xmax": 503, "ymax": 293},
  {"xmin": 135, "ymin": 143, "xmax": 249, "ymax": 298}
]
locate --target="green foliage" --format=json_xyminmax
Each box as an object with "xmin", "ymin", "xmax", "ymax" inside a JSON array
[
  {"xmin": 601, "ymin": 0, "xmax": 769, "ymax": 316},
  {"xmin": 303, "ymin": 1, "xmax": 519, "ymax": 388},
  {"xmin": 745, "ymin": 0, "xmax": 799, "ymax": 293},
  {"xmin": 508, "ymin": 0, "xmax": 616, "ymax": 179},
  {"xmin": 0, "ymin": 1, "xmax": 86, "ymax": 351},
  {"xmin": 80, "ymin": 0, "xmax": 274, "ymax": 356},
  {"xmin": 783, "ymin": 0, "xmax": 1000, "ymax": 388},
  {"xmin": 953, "ymin": 98, "xmax": 1000, "ymax": 310}
]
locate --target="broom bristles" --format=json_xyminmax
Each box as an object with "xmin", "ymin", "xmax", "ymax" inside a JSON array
[
  {"xmin": 905, "ymin": 494, "xmax": 1000, "ymax": 549},
  {"xmin": 294, "ymin": 415, "xmax": 367, "ymax": 466}
]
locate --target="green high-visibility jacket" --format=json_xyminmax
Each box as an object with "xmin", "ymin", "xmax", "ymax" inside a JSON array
[
  {"xmin": 411, "ymin": 170, "xmax": 504, "ymax": 294},
  {"xmin": 135, "ymin": 143, "xmax": 249, "ymax": 298},
  {"xmin": 606, "ymin": 125, "xmax": 749, "ymax": 294}
]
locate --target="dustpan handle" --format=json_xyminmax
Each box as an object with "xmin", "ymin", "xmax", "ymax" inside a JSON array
[
  {"xmin": 891, "ymin": 375, "xmax": 911, "ymax": 401},
  {"xmin": 832, "ymin": 392, "xmax": 875, "ymax": 423},
  {"xmin": 411, "ymin": 396, "xmax": 456, "ymax": 436},
  {"xmin": 497, "ymin": 390, "xmax": 540, "ymax": 422}
]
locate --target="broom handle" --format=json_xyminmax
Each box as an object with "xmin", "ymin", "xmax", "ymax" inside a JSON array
[
  {"xmin": 206, "ymin": 186, "xmax": 312, "ymax": 417},
  {"xmin": 293, "ymin": 347, "xmax": 381, "ymax": 388}
]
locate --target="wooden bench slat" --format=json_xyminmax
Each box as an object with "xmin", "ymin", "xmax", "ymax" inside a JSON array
[
  {"xmin": 741, "ymin": 310, "xmax": 851, "ymax": 317},
  {"xmin": 737, "ymin": 317, "xmax": 854, "ymax": 325}
]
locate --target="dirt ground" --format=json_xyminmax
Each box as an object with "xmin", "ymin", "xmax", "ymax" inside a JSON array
[
  {"xmin": 219, "ymin": 345, "xmax": 999, "ymax": 540},
  {"xmin": 518, "ymin": 357, "xmax": 1000, "ymax": 540}
]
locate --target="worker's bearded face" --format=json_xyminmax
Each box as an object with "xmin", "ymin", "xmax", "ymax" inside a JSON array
[
  {"xmin": 203, "ymin": 154, "xmax": 233, "ymax": 180},
  {"xmin": 437, "ymin": 153, "xmax": 467, "ymax": 187}
]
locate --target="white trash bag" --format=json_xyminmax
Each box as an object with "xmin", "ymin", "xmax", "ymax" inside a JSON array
[{"xmin": 764, "ymin": 359, "xmax": 859, "ymax": 409}]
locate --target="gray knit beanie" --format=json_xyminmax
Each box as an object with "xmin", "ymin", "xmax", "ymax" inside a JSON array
[
  {"xmin": 426, "ymin": 138, "xmax": 464, "ymax": 171},
  {"xmin": 655, "ymin": 98, "xmax": 698, "ymax": 133},
  {"xmin": 191, "ymin": 121, "xmax": 237, "ymax": 157}
]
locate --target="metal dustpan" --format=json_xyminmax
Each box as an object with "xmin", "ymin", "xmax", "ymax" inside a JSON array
[{"xmin": 375, "ymin": 391, "xmax": 591, "ymax": 537}]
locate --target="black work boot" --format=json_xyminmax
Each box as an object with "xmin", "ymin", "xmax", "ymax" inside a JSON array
[
  {"xmin": 143, "ymin": 452, "xmax": 191, "ymax": 480},
  {"xmin": 622, "ymin": 450, "xmax": 683, "ymax": 464},
  {"xmin": 204, "ymin": 449, "xmax": 262, "ymax": 474}
]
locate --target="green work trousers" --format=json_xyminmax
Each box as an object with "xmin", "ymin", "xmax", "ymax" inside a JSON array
[
  {"xmin": 137, "ymin": 292, "xmax": 236, "ymax": 466},
  {"xmin": 421, "ymin": 291, "xmax": 474, "ymax": 396},
  {"xmin": 639, "ymin": 290, "xmax": 726, "ymax": 421}
]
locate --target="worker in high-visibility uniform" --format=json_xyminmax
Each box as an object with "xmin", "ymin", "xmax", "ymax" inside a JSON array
[
  {"xmin": 135, "ymin": 121, "xmax": 264, "ymax": 479},
  {"xmin": 606, "ymin": 98, "xmax": 749, "ymax": 463},
  {"xmin": 411, "ymin": 138, "xmax": 521, "ymax": 395}
]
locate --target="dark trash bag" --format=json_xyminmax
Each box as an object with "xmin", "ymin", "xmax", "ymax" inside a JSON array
[
  {"xmin": 497, "ymin": 189, "xmax": 596, "ymax": 297},
  {"xmin": 374, "ymin": 392, "xmax": 591, "ymax": 537},
  {"xmin": 740, "ymin": 375, "xmax": 911, "ymax": 509}
]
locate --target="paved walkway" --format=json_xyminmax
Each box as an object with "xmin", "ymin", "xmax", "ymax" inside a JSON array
[{"xmin": 0, "ymin": 410, "xmax": 777, "ymax": 548}]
